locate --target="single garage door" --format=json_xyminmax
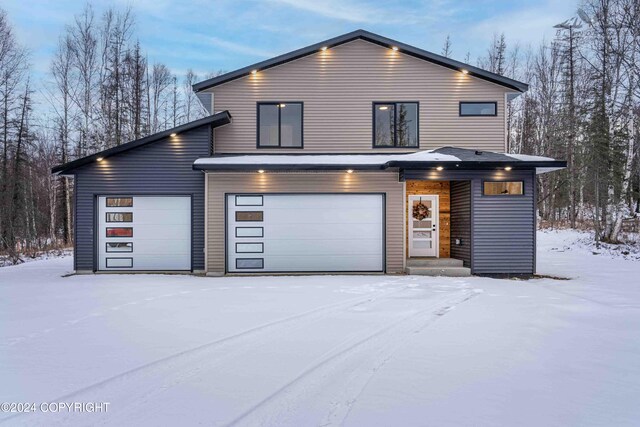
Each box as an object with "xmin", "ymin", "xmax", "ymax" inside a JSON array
[
  {"xmin": 227, "ymin": 194, "xmax": 384, "ymax": 273},
  {"xmin": 97, "ymin": 196, "xmax": 191, "ymax": 271}
]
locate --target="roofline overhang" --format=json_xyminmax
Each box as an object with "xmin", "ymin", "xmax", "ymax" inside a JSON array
[
  {"xmin": 192, "ymin": 29, "xmax": 529, "ymax": 93},
  {"xmin": 193, "ymin": 160, "xmax": 567, "ymax": 172},
  {"xmin": 52, "ymin": 111, "xmax": 232, "ymax": 175}
]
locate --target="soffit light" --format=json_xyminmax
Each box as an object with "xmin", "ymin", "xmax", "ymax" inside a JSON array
[
  {"xmin": 436, "ymin": 166, "xmax": 444, "ymax": 171},
  {"xmin": 258, "ymin": 169, "xmax": 265, "ymax": 174},
  {"xmin": 170, "ymin": 133, "xmax": 177, "ymax": 137},
  {"xmin": 346, "ymin": 169, "xmax": 354, "ymax": 174},
  {"xmin": 321, "ymin": 46, "xmax": 328, "ymax": 51},
  {"xmin": 504, "ymin": 166, "xmax": 513, "ymax": 171},
  {"xmin": 461, "ymin": 69, "xmax": 469, "ymax": 74},
  {"xmin": 392, "ymin": 46, "xmax": 399, "ymax": 51},
  {"xmin": 251, "ymin": 69, "xmax": 258, "ymax": 75},
  {"xmin": 96, "ymin": 157, "xmax": 104, "ymax": 162}
]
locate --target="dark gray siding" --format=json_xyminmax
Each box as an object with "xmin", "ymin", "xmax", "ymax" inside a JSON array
[
  {"xmin": 404, "ymin": 169, "xmax": 536, "ymax": 274},
  {"xmin": 73, "ymin": 126, "xmax": 210, "ymax": 271},
  {"xmin": 450, "ymin": 181, "xmax": 471, "ymax": 267}
]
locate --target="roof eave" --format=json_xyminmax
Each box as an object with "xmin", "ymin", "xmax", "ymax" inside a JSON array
[{"xmin": 52, "ymin": 111, "xmax": 232, "ymax": 175}]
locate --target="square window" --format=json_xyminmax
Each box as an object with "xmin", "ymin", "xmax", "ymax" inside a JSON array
[
  {"xmin": 258, "ymin": 102, "xmax": 302, "ymax": 148},
  {"xmin": 373, "ymin": 102, "xmax": 418, "ymax": 148}
]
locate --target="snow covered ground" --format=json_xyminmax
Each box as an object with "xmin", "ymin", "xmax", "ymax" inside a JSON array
[{"xmin": 0, "ymin": 230, "xmax": 638, "ymax": 426}]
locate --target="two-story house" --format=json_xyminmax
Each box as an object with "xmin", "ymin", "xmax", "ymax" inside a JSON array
[{"xmin": 53, "ymin": 30, "xmax": 565, "ymax": 276}]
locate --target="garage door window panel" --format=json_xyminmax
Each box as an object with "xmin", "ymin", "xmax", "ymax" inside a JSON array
[
  {"xmin": 106, "ymin": 242, "xmax": 133, "ymax": 253},
  {"xmin": 236, "ymin": 258, "xmax": 264, "ymax": 269},
  {"xmin": 235, "ymin": 227, "xmax": 264, "ymax": 238},
  {"xmin": 105, "ymin": 258, "xmax": 133, "ymax": 268},
  {"xmin": 106, "ymin": 212, "xmax": 133, "ymax": 222},
  {"xmin": 235, "ymin": 195, "xmax": 263, "ymax": 206},
  {"xmin": 106, "ymin": 197, "xmax": 133, "ymax": 207},
  {"xmin": 106, "ymin": 227, "xmax": 133, "ymax": 237},
  {"xmin": 236, "ymin": 243, "xmax": 264, "ymax": 253},
  {"xmin": 236, "ymin": 211, "xmax": 263, "ymax": 222}
]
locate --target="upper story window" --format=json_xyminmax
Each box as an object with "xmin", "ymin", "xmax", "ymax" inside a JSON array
[
  {"xmin": 459, "ymin": 102, "xmax": 497, "ymax": 117},
  {"xmin": 257, "ymin": 102, "xmax": 303, "ymax": 148},
  {"xmin": 373, "ymin": 102, "xmax": 418, "ymax": 148}
]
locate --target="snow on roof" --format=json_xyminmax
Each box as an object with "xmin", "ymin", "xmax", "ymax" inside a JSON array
[
  {"xmin": 506, "ymin": 153, "xmax": 556, "ymax": 162},
  {"xmin": 193, "ymin": 150, "xmax": 460, "ymax": 167}
]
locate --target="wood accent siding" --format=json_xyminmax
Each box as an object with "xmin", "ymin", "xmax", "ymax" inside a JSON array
[
  {"xmin": 450, "ymin": 181, "xmax": 471, "ymax": 267},
  {"xmin": 205, "ymin": 171, "xmax": 404, "ymax": 274},
  {"xmin": 403, "ymin": 169, "xmax": 535, "ymax": 274},
  {"xmin": 73, "ymin": 126, "xmax": 210, "ymax": 271},
  {"xmin": 208, "ymin": 39, "xmax": 510, "ymax": 154},
  {"xmin": 405, "ymin": 180, "xmax": 450, "ymax": 258}
]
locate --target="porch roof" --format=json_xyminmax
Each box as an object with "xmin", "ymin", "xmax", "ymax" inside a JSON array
[{"xmin": 193, "ymin": 147, "xmax": 566, "ymax": 174}]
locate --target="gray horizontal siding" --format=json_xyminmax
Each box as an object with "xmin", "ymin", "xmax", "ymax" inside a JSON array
[
  {"xmin": 450, "ymin": 181, "xmax": 471, "ymax": 267},
  {"xmin": 404, "ymin": 169, "xmax": 535, "ymax": 274},
  {"xmin": 73, "ymin": 126, "xmax": 210, "ymax": 271}
]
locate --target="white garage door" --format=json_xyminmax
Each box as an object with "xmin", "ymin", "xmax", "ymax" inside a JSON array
[
  {"xmin": 97, "ymin": 196, "xmax": 191, "ymax": 271},
  {"xmin": 227, "ymin": 194, "xmax": 384, "ymax": 273}
]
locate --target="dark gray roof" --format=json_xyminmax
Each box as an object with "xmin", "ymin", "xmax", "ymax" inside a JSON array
[
  {"xmin": 192, "ymin": 147, "xmax": 566, "ymax": 173},
  {"xmin": 193, "ymin": 29, "xmax": 529, "ymax": 93},
  {"xmin": 52, "ymin": 111, "xmax": 231, "ymax": 175}
]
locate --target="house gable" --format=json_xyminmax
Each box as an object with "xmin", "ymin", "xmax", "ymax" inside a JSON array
[{"xmin": 208, "ymin": 39, "xmax": 516, "ymax": 154}]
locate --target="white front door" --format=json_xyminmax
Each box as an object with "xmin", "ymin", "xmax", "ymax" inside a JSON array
[{"xmin": 408, "ymin": 195, "xmax": 438, "ymax": 257}]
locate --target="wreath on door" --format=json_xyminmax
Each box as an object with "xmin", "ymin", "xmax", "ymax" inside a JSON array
[{"xmin": 413, "ymin": 198, "xmax": 431, "ymax": 220}]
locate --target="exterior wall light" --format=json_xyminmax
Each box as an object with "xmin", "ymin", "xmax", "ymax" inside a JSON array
[
  {"xmin": 504, "ymin": 166, "xmax": 512, "ymax": 171},
  {"xmin": 258, "ymin": 169, "xmax": 265, "ymax": 174},
  {"xmin": 346, "ymin": 169, "xmax": 354, "ymax": 174},
  {"xmin": 436, "ymin": 166, "xmax": 444, "ymax": 171}
]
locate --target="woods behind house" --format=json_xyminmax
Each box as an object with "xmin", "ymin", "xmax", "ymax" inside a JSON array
[{"xmin": 1, "ymin": 0, "xmax": 639, "ymax": 262}]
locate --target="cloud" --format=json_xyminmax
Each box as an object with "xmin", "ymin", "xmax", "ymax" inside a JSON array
[{"xmin": 205, "ymin": 36, "xmax": 277, "ymax": 58}]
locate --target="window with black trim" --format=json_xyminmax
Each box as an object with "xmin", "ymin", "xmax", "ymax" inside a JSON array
[
  {"xmin": 460, "ymin": 102, "xmax": 497, "ymax": 116},
  {"xmin": 106, "ymin": 212, "xmax": 133, "ymax": 222},
  {"xmin": 106, "ymin": 227, "xmax": 133, "ymax": 237},
  {"xmin": 373, "ymin": 102, "xmax": 418, "ymax": 148},
  {"xmin": 258, "ymin": 102, "xmax": 302, "ymax": 148},
  {"xmin": 106, "ymin": 242, "xmax": 133, "ymax": 252},
  {"xmin": 106, "ymin": 197, "xmax": 133, "ymax": 207},
  {"xmin": 483, "ymin": 181, "xmax": 524, "ymax": 195},
  {"xmin": 236, "ymin": 211, "xmax": 263, "ymax": 222},
  {"xmin": 236, "ymin": 258, "xmax": 264, "ymax": 269}
]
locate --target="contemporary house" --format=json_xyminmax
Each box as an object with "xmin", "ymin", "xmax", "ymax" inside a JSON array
[{"xmin": 53, "ymin": 30, "xmax": 565, "ymax": 277}]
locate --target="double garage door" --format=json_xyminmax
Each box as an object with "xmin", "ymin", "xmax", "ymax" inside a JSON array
[
  {"xmin": 227, "ymin": 194, "xmax": 384, "ymax": 273},
  {"xmin": 97, "ymin": 196, "xmax": 191, "ymax": 271}
]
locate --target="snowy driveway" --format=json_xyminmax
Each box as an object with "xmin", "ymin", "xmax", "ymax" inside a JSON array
[{"xmin": 1, "ymin": 231, "xmax": 639, "ymax": 426}]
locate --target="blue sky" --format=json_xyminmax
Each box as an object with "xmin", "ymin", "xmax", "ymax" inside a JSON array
[{"xmin": 3, "ymin": 0, "xmax": 577, "ymax": 82}]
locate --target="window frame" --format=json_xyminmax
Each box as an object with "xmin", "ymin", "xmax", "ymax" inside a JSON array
[
  {"xmin": 256, "ymin": 102, "xmax": 304, "ymax": 149},
  {"xmin": 459, "ymin": 101, "xmax": 498, "ymax": 117},
  {"xmin": 105, "ymin": 212, "xmax": 133, "ymax": 223},
  {"xmin": 482, "ymin": 180, "xmax": 525, "ymax": 196},
  {"xmin": 372, "ymin": 101, "xmax": 420, "ymax": 148}
]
